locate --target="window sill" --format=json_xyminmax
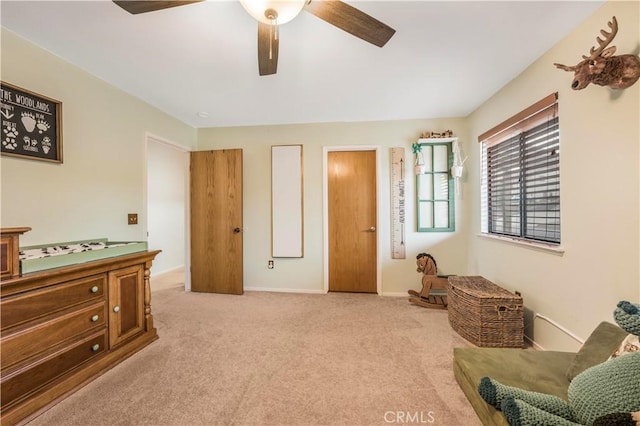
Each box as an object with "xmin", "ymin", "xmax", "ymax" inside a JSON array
[{"xmin": 477, "ymin": 233, "xmax": 565, "ymax": 256}]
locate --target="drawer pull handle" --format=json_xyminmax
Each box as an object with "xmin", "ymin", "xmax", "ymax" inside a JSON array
[
  {"xmin": 91, "ymin": 315, "xmax": 99, "ymax": 322},
  {"xmin": 92, "ymin": 344, "xmax": 100, "ymax": 352},
  {"xmin": 113, "ymin": 305, "xmax": 120, "ymax": 313},
  {"xmin": 90, "ymin": 286, "xmax": 99, "ymax": 293}
]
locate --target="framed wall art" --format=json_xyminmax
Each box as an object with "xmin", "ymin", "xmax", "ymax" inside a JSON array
[
  {"xmin": 1, "ymin": 81, "xmax": 63, "ymax": 163},
  {"xmin": 271, "ymin": 144, "xmax": 303, "ymax": 258}
]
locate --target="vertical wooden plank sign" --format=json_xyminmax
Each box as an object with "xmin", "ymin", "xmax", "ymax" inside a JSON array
[
  {"xmin": 272, "ymin": 145, "xmax": 303, "ymax": 257},
  {"xmin": 390, "ymin": 147, "xmax": 406, "ymax": 259}
]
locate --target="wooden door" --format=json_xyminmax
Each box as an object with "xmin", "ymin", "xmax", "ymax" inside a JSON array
[
  {"xmin": 328, "ymin": 150, "xmax": 377, "ymax": 293},
  {"xmin": 190, "ymin": 149, "xmax": 243, "ymax": 294}
]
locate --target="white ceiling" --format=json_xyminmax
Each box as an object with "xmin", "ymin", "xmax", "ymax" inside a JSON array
[{"xmin": 1, "ymin": 0, "xmax": 604, "ymax": 128}]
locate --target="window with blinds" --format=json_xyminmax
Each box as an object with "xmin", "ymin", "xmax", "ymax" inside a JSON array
[{"xmin": 479, "ymin": 93, "xmax": 560, "ymax": 245}]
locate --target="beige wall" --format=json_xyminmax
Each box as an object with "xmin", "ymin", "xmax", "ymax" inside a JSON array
[
  {"xmin": 466, "ymin": 0, "xmax": 640, "ymax": 351},
  {"xmin": 1, "ymin": 28, "xmax": 196, "ymax": 246},
  {"xmin": 197, "ymin": 119, "xmax": 470, "ymax": 294}
]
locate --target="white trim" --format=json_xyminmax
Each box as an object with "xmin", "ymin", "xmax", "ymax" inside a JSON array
[
  {"xmin": 150, "ymin": 266, "xmax": 186, "ymax": 292},
  {"xmin": 244, "ymin": 287, "xmax": 325, "ymax": 294},
  {"xmin": 145, "ymin": 132, "xmax": 192, "ymax": 152},
  {"xmin": 323, "ymin": 145, "xmax": 382, "ymax": 294},
  {"xmin": 417, "ymin": 137, "xmax": 457, "ymax": 144},
  {"xmin": 525, "ymin": 313, "xmax": 586, "ymax": 350},
  {"xmin": 534, "ymin": 313, "xmax": 585, "ymax": 344},
  {"xmin": 524, "ymin": 335, "xmax": 545, "ymax": 351},
  {"xmin": 154, "ymin": 265, "xmax": 184, "ymax": 278},
  {"xmin": 144, "ymin": 133, "xmax": 192, "ymax": 292},
  {"xmin": 477, "ymin": 233, "xmax": 565, "ymax": 255},
  {"xmin": 380, "ymin": 292, "xmax": 408, "ymax": 297},
  {"xmin": 151, "ymin": 265, "xmax": 185, "ymax": 277}
]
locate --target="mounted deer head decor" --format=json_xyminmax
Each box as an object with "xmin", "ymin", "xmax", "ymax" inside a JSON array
[{"xmin": 554, "ymin": 16, "xmax": 640, "ymax": 90}]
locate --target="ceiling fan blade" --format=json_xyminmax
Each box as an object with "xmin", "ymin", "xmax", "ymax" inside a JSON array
[
  {"xmin": 113, "ymin": 1, "xmax": 203, "ymax": 15},
  {"xmin": 258, "ymin": 22, "xmax": 279, "ymax": 76},
  {"xmin": 304, "ymin": 0, "xmax": 395, "ymax": 47}
]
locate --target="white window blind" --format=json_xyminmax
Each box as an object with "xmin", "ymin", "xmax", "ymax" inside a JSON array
[{"xmin": 479, "ymin": 93, "xmax": 560, "ymax": 245}]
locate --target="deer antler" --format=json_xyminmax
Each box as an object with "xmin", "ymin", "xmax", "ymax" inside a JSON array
[
  {"xmin": 554, "ymin": 63, "xmax": 575, "ymax": 71},
  {"xmin": 582, "ymin": 16, "xmax": 618, "ymax": 60}
]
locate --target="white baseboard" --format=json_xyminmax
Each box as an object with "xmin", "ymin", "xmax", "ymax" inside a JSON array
[
  {"xmin": 150, "ymin": 266, "xmax": 185, "ymax": 292},
  {"xmin": 244, "ymin": 288, "xmax": 411, "ymax": 297},
  {"xmin": 152, "ymin": 265, "xmax": 184, "ymax": 277},
  {"xmin": 525, "ymin": 335, "xmax": 544, "ymax": 350},
  {"xmin": 380, "ymin": 292, "xmax": 409, "ymax": 297},
  {"xmin": 244, "ymin": 287, "xmax": 325, "ymax": 294}
]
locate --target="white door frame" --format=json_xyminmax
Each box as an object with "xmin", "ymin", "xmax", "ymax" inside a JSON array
[
  {"xmin": 144, "ymin": 132, "xmax": 191, "ymax": 291},
  {"xmin": 322, "ymin": 145, "xmax": 382, "ymax": 294}
]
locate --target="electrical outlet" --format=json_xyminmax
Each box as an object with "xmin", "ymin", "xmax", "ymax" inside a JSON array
[
  {"xmin": 268, "ymin": 260, "xmax": 274, "ymax": 269},
  {"xmin": 128, "ymin": 213, "xmax": 138, "ymax": 225}
]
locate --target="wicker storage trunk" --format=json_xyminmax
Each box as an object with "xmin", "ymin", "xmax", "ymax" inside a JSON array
[{"xmin": 448, "ymin": 276, "xmax": 524, "ymax": 348}]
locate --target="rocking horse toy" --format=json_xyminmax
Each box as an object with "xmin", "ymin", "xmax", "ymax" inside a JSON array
[{"xmin": 408, "ymin": 253, "xmax": 450, "ymax": 309}]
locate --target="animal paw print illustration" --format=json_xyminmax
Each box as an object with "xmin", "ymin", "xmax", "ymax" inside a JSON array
[
  {"xmin": 36, "ymin": 119, "xmax": 50, "ymax": 134},
  {"xmin": 2, "ymin": 122, "xmax": 18, "ymax": 150},
  {"xmin": 21, "ymin": 136, "xmax": 39, "ymax": 152},
  {"xmin": 42, "ymin": 136, "xmax": 51, "ymax": 154},
  {"xmin": 21, "ymin": 112, "xmax": 36, "ymax": 132}
]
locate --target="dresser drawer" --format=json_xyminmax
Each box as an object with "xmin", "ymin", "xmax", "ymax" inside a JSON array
[
  {"xmin": 1, "ymin": 275, "xmax": 106, "ymax": 331},
  {"xmin": 1, "ymin": 303, "xmax": 106, "ymax": 370},
  {"xmin": 1, "ymin": 330, "xmax": 106, "ymax": 410}
]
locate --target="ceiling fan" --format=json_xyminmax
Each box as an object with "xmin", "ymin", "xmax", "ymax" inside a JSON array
[{"xmin": 113, "ymin": 0, "xmax": 395, "ymax": 76}]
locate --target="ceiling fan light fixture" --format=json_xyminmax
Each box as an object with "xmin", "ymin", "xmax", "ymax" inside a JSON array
[{"xmin": 239, "ymin": 0, "xmax": 306, "ymax": 25}]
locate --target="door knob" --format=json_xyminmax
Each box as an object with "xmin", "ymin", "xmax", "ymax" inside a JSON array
[
  {"xmin": 233, "ymin": 227, "xmax": 241, "ymax": 234},
  {"xmin": 368, "ymin": 227, "xmax": 376, "ymax": 232}
]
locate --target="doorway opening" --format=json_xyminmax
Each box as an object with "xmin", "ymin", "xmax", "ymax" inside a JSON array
[{"xmin": 145, "ymin": 134, "xmax": 190, "ymax": 291}]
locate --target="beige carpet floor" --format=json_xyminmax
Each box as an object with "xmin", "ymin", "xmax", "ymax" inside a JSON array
[{"xmin": 27, "ymin": 287, "xmax": 482, "ymax": 426}]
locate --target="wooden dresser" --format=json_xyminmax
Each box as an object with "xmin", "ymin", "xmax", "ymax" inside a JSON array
[{"xmin": 0, "ymin": 233, "xmax": 160, "ymax": 425}]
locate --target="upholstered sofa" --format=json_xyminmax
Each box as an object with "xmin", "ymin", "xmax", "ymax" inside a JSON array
[{"xmin": 453, "ymin": 321, "xmax": 629, "ymax": 425}]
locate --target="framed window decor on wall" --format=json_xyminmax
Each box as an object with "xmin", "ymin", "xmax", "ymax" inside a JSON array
[
  {"xmin": 415, "ymin": 139, "xmax": 455, "ymax": 232},
  {"xmin": 1, "ymin": 82, "xmax": 63, "ymax": 163}
]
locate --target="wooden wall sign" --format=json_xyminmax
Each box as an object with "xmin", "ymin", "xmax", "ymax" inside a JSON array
[{"xmin": 1, "ymin": 82, "xmax": 63, "ymax": 163}]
